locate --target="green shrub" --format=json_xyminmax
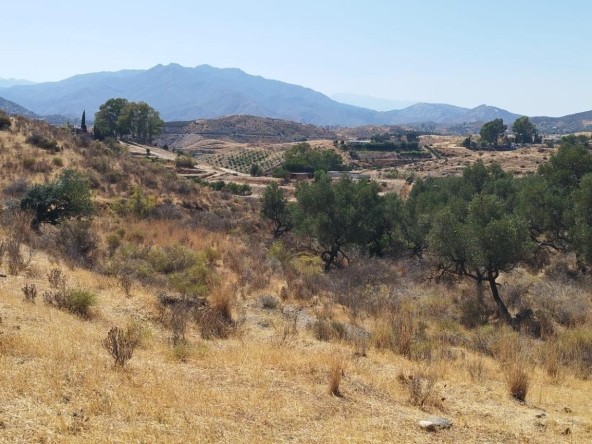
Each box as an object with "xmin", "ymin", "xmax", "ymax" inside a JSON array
[
  {"xmin": 52, "ymin": 157, "xmax": 64, "ymax": 167},
  {"xmin": 66, "ymin": 289, "xmax": 98, "ymax": 317},
  {"xmin": 175, "ymin": 155, "xmax": 195, "ymax": 168}
]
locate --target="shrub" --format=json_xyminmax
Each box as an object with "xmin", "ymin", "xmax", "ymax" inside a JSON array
[
  {"xmin": 506, "ymin": 364, "xmax": 529, "ymax": 402},
  {"xmin": 21, "ymin": 169, "xmax": 94, "ymax": 227},
  {"xmin": 47, "ymin": 268, "xmax": 66, "ymax": 289},
  {"xmin": 52, "ymin": 157, "xmax": 64, "ymax": 167},
  {"xmin": 64, "ymin": 289, "xmax": 97, "ymax": 317},
  {"xmin": 329, "ymin": 355, "xmax": 345, "ymax": 397},
  {"xmin": 21, "ymin": 283, "xmax": 37, "ymax": 303},
  {"xmin": 44, "ymin": 287, "xmax": 97, "ymax": 318},
  {"xmin": 26, "ymin": 133, "xmax": 60, "ymax": 152},
  {"xmin": 0, "ymin": 115, "xmax": 11, "ymax": 131},
  {"xmin": 175, "ymin": 155, "xmax": 195, "ymax": 168},
  {"xmin": 55, "ymin": 220, "xmax": 100, "ymax": 268},
  {"xmin": 103, "ymin": 326, "xmax": 140, "ymax": 367}
]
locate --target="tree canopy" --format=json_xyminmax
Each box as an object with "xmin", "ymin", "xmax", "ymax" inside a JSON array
[
  {"xmin": 21, "ymin": 169, "xmax": 94, "ymax": 228},
  {"xmin": 94, "ymin": 98, "xmax": 164, "ymax": 142},
  {"xmin": 480, "ymin": 118, "xmax": 507, "ymax": 147},
  {"xmin": 512, "ymin": 116, "xmax": 536, "ymax": 144}
]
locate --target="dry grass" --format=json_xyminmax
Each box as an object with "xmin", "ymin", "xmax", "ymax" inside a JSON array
[{"xmin": 1, "ymin": 118, "xmax": 592, "ymax": 443}]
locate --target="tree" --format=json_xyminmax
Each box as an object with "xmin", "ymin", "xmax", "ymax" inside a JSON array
[
  {"xmin": 512, "ymin": 116, "xmax": 536, "ymax": 144},
  {"xmin": 260, "ymin": 182, "xmax": 292, "ymax": 238},
  {"xmin": 94, "ymin": 99, "xmax": 163, "ymax": 142},
  {"xmin": 293, "ymin": 173, "xmax": 375, "ymax": 270},
  {"xmin": 250, "ymin": 163, "xmax": 264, "ymax": 177},
  {"xmin": 480, "ymin": 118, "xmax": 507, "ymax": 147},
  {"xmin": 81, "ymin": 110, "xmax": 87, "ymax": 132},
  {"xmin": 94, "ymin": 98, "xmax": 129, "ymax": 138},
  {"xmin": 21, "ymin": 169, "xmax": 94, "ymax": 228},
  {"xmin": 428, "ymin": 194, "xmax": 535, "ymax": 325}
]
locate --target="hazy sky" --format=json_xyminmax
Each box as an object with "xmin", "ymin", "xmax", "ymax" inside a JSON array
[{"xmin": 3, "ymin": 0, "xmax": 591, "ymax": 116}]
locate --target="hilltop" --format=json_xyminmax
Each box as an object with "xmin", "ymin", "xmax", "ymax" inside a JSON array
[{"xmin": 158, "ymin": 115, "xmax": 338, "ymax": 147}]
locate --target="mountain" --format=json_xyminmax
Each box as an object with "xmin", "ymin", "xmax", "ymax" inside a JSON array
[
  {"xmin": 0, "ymin": 64, "xmax": 382, "ymax": 126},
  {"xmin": 531, "ymin": 110, "xmax": 592, "ymax": 134},
  {"xmin": 0, "ymin": 96, "xmax": 40, "ymax": 118},
  {"xmin": 452, "ymin": 105, "xmax": 522, "ymax": 124},
  {"xmin": 0, "ymin": 96, "xmax": 75, "ymax": 126},
  {"xmin": 330, "ymin": 93, "xmax": 417, "ymax": 111},
  {"xmin": 0, "ymin": 64, "xmax": 537, "ymax": 128},
  {"xmin": 384, "ymin": 103, "xmax": 469, "ymax": 124},
  {"xmin": 0, "ymin": 77, "xmax": 36, "ymax": 88}
]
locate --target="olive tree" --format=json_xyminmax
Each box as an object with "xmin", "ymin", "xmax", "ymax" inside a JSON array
[{"xmin": 428, "ymin": 194, "xmax": 535, "ymax": 325}]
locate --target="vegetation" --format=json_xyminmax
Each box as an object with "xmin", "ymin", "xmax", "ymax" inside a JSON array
[
  {"xmin": 21, "ymin": 169, "xmax": 94, "ymax": 227},
  {"xmin": 2, "ymin": 114, "xmax": 592, "ymax": 442},
  {"xmin": 280, "ymin": 142, "xmax": 344, "ymax": 173},
  {"xmin": 479, "ymin": 118, "xmax": 507, "ymax": 147},
  {"xmin": 94, "ymin": 98, "xmax": 164, "ymax": 142},
  {"xmin": 512, "ymin": 116, "xmax": 537, "ymax": 144}
]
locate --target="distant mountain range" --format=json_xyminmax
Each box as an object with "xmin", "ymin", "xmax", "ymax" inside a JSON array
[
  {"xmin": 0, "ymin": 96, "xmax": 74, "ymax": 126},
  {"xmin": 0, "ymin": 64, "xmax": 591, "ymax": 133},
  {"xmin": 330, "ymin": 93, "xmax": 417, "ymax": 111},
  {"xmin": 0, "ymin": 64, "xmax": 525, "ymax": 126},
  {"xmin": 0, "ymin": 78, "xmax": 36, "ymax": 88}
]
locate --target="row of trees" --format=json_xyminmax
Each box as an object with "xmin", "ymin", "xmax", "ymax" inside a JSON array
[
  {"xmin": 273, "ymin": 142, "xmax": 344, "ymax": 178},
  {"xmin": 94, "ymin": 98, "xmax": 164, "ymax": 142},
  {"xmin": 261, "ymin": 136, "xmax": 592, "ymax": 326},
  {"xmin": 479, "ymin": 116, "xmax": 540, "ymax": 147}
]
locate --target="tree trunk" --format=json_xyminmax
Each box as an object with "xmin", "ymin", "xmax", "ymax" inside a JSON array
[{"xmin": 487, "ymin": 273, "xmax": 513, "ymax": 326}]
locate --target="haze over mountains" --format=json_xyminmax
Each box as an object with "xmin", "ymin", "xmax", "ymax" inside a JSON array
[
  {"xmin": 0, "ymin": 78, "xmax": 36, "ymax": 88},
  {"xmin": 0, "ymin": 63, "xmax": 590, "ymax": 133}
]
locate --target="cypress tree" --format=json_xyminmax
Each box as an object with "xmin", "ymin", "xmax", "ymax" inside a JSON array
[{"xmin": 81, "ymin": 110, "xmax": 87, "ymax": 132}]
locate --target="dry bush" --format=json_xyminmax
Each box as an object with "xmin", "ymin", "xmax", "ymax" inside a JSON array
[
  {"xmin": 401, "ymin": 367, "xmax": 441, "ymax": 409},
  {"xmin": 544, "ymin": 339, "xmax": 560, "ymax": 379},
  {"xmin": 170, "ymin": 305, "xmax": 188, "ymax": 346},
  {"xmin": 6, "ymin": 239, "xmax": 26, "ymax": 275},
  {"xmin": 198, "ymin": 286, "xmax": 241, "ymax": 340},
  {"xmin": 557, "ymin": 328, "xmax": 592, "ymax": 379},
  {"xmin": 311, "ymin": 319, "xmax": 348, "ymax": 342},
  {"xmin": 506, "ymin": 363, "xmax": 529, "ymax": 402},
  {"xmin": 21, "ymin": 283, "xmax": 37, "ymax": 303},
  {"xmin": 2, "ymin": 177, "xmax": 29, "ymax": 198},
  {"xmin": 47, "ymin": 268, "xmax": 66, "ymax": 289},
  {"xmin": 465, "ymin": 355, "xmax": 487, "ymax": 381},
  {"xmin": 103, "ymin": 326, "xmax": 140, "ymax": 367},
  {"xmin": 119, "ymin": 274, "xmax": 133, "ymax": 297},
  {"xmin": 272, "ymin": 316, "xmax": 298, "ymax": 347},
  {"xmin": 371, "ymin": 307, "xmax": 415, "ymax": 357},
  {"xmin": 259, "ymin": 294, "xmax": 280, "ymax": 310},
  {"xmin": 328, "ymin": 354, "xmax": 347, "ymax": 397}
]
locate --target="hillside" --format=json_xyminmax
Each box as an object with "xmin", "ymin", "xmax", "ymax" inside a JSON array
[
  {"xmin": 0, "ymin": 115, "xmax": 591, "ymax": 442},
  {"xmin": 158, "ymin": 115, "xmax": 338, "ymax": 147},
  {"xmin": 0, "ymin": 78, "xmax": 35, "ymax": 88},
  {"xmin": 0, "ymin": 96, "xmax": 40, "ymax": 118},
  {"xmin": 531, "ymin": 110, "xmax": 592, "ymax": 134}
]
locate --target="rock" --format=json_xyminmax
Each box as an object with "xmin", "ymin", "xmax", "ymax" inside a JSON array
[{"xmin": 419, "ymin": 417, "xmax": 453, "ymax": 432}]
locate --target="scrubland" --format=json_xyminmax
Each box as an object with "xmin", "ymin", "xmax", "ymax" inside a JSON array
[{"xmin": 0, "ymin": 115, "xmax": 591, "ymax": 443}]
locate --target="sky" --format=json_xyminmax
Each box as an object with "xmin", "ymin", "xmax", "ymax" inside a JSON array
[{"xmin": 3, "ymin": 0, "xmax": 591, "ymax": 116}]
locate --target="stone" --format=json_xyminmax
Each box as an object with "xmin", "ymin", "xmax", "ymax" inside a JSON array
[{"xmin": 419, "ymin": 417, "xmax": 453, "ymax": 432}]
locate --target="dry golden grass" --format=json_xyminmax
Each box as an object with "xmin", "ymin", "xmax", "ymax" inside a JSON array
[
  {"xmin": 0, "ymin": 248, "xmax": 590, "ymax": 443},
  {"xmin": 2, "ymin": 118, "xmax": 592, "ymax": 443}
]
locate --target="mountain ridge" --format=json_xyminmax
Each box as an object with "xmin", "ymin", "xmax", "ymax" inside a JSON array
[{"xmin": 0, "ymin": 63, "xmax": 587, "ymax": 131}]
